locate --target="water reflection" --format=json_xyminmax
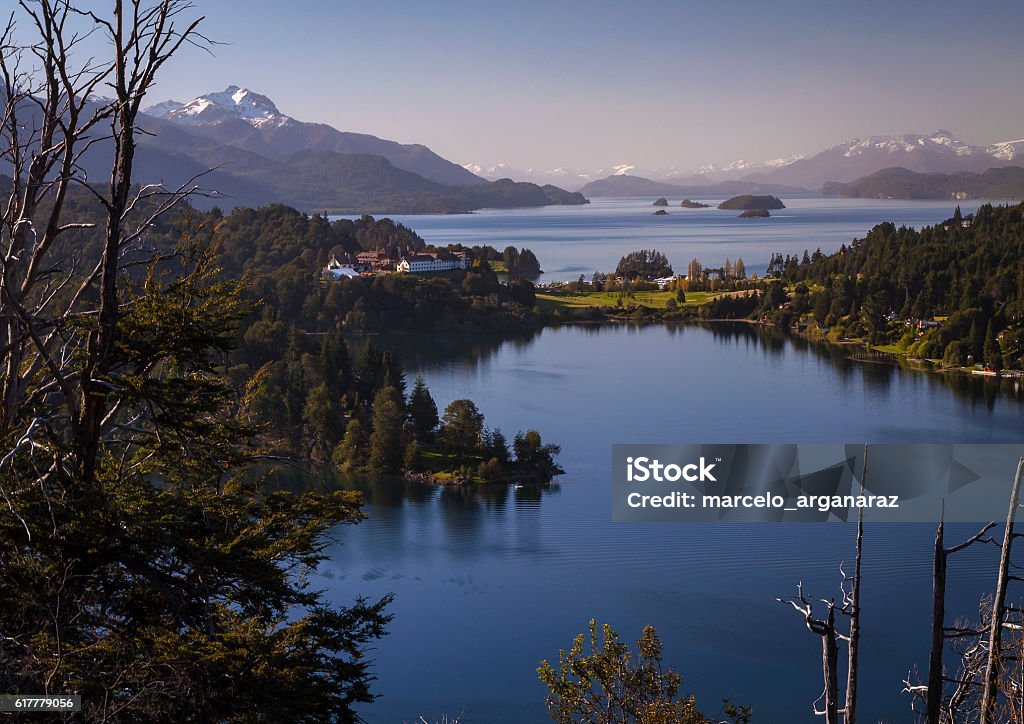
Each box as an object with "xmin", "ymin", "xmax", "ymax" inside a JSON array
[
  {"xmin": 320, "ymin": 323, "xmax": 1024, "ymax": 723},
  {"xmin": 354, "ymin": 323, "xmax": 1024, "ymax": 410}
]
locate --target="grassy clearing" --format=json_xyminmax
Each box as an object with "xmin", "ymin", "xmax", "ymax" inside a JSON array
[{"xmin": 535, "ymin": 290, "xmax": 711, "ymax": 312}]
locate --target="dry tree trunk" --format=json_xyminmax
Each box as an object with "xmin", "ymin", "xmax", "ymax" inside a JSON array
[
  {"xmin": 1, "ymin": 0, "xmax": 206, "ymax": 485},
  {"xmin": 981, "ymin": 456, "xmax": 1024, "ymax": 723},
  {"xmin": 928, "ymin": 516, "xmax": 948, "ymax": 724},
  {"xmin": 778, "ymin": 584, "xmax": 843, "ymax": 724},
  {"xmin": 924, "ymin": 511, "xmax": 995, "ymax": 723},
  {"xmin": 823, "ymin": 604, "xmax": 840, "ymax": 724},
  {"xmin": 844, "ymin": 445, "xmax": 866, "ymax": 724}
]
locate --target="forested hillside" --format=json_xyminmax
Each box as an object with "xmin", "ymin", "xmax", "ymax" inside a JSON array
[{"xmin": 764, "ymin": 202, "xmax": 1024, "ymax": 367}]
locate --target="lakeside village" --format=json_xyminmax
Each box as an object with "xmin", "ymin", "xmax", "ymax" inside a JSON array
[
  {"xmin": 313, "ymin": 206, "xmax": 1024, "ymax": 379},
  {"xmin": 320, "ymin": 247, "xmax": 471, "ymax": 279}
]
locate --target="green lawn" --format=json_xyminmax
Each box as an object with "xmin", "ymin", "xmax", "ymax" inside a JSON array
[{"xmin": 535, "ymin": 290, "xmax": 711, "ymax": 312}]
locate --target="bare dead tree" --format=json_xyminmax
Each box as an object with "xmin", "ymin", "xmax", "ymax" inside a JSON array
[
  {"xmin": 907, "ymin": 600, "xmax": 991, "ymax": 724},
  {"xmin": 0, "ymin": 0, "xmax": 209, "ymax": 706},
  {"xmin": 777, "ymin": 446, "xmax": 873, "ymax": 724},
  {"xmin": 0, "ymin": 0, "xmax": 208, "ymax": 484},
  {"xmin": 843, "ymin": 444, "xmax": 867, "ymax": 724},
  {"xmin": 917, "ymin": 505, "xmax": 996, "ymax": 723},
  {"xmin": 778, "ymin": 583, "xmax": 845, "ymax": 723},
  {"xmin": 981, "ymin": 456, "xmax": 1024, "ymax": 723}
]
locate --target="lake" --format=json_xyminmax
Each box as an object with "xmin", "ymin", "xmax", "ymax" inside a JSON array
[
  {"xmin": 316, "ymin": 324, "xmax": 1024, "ymax": 723},
  {"xmin": 319, "ymin": 197, "xmax": 1024, "ymax": 722},
  {"xmin": 337, "ymin": 195, "xmax": 1008, "ymax": 281}
]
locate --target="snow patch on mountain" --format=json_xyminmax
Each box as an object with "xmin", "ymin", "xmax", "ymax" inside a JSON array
[
  {"xmin": 142, "ymin": 99, "xmax": 184, "ymax": 118},
  {"xmin": 838, "ymin": 131, "xmax": 982, "ymax": 158},
  {"xmin": 145, "ymin": 86, "xmax": 289, "ymax": 129},
  {"xmin": 463, "ymin": 129, "xmax": 1023, "ymax": 189},
  {"xmin": 989, "ymin": 139, "xmax": 1024, "ymax": 161}
]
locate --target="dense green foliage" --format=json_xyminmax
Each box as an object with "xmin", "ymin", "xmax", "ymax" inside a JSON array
[
  {"xmin": 198, "ymin": 206, "xmax": 539, "ymax": 335},
  {"xmin": 615, "ymin": 249, "xmax": 674, "ymax": 280},
  {"xmin": 717, "ymin": 195, "xmax": 785, "ymax": 210},
  {"xmin": 141, "ymin": 143, "xmax": 588, "ymax": 214},
  {"xmin": 0, "ymin": 232, "xmax": 393, "ymax": 721},
  {"xmin": 823, "ymin": 165, "xmax": 1024, "ymax": 200},
  {"xmin": 500, "ymin": 245, "xmax": 543, "ymax": 276},
  {"xmin": 764, "ymin": 203, "xmax": 1024, "ymax": 368},
  {"xmin": 538, "ymin": 620, "xmax": 751, "ymax": 724}
]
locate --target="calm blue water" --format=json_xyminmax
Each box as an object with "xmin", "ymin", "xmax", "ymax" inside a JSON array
[
  {"xmin": 317, "ymin": 325, "xmax": 1024, "ymax": 724},
  {"xmin": 317, "ymin": 198, "xmax": 1024, "ymax": 723},
  {"xmin": 336, "ymin": 196, "xmax": 1008, "ymax": 280}
]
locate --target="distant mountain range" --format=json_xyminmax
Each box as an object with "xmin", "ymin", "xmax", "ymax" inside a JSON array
[
  {"xmin": 822, "ymin": 166, "xmax": 1024, "ymax": 200},
  {"xmin": 577, "ymin": 174, "xmax": 805, "ymax": 198},
  {"xmin": 145, "ymin": 86, "xmax": 484, "ymax": 187},
  {"xmin": 738, "ymin": 131, "xmax": 1022, "ymax": 189},
  {"xmin": 470, "ymin": 130, "xmax": 1024, "ymax": 194},
  {"xmin": 18, "ymin": 86, "xmax": 585, "ymax": 214}
]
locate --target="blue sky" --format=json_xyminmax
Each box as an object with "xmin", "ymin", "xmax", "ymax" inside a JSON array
[{"xmin": 136, "ymin": 0, "xmax": 1024, "ymax": 170}]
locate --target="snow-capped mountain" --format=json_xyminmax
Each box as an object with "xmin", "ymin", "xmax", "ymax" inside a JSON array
[
  {"xmin": 143, "ymin": 86, "xmax": 483, "ymax": 186},
  {"xmin": 462, "ymin": 162, "xmax": 710, "ymax": 190},
  {"xmin": 839, "ymin": 130, "xmax": 979, "ymax": 158},
  {"xmin": 145, "ymin": 86, "xmax": 290, "ymax": 129},
  {"xmin": 142, "ymin": 99, "xmax": 185, "ymax": 119},
  {"xmin": 461, "ymin": 163, "xmax": 601, "ymax": 189},
  {"xmin": 462, "ymin": 163, "xmax": 532, "ymax": 180},
  {"xmin": 695, "ymin": 155, "xmax": 806, "ymax": 179},
  {"xmin": 731, "ymin": 130, "xmax": 1020, "ymax": 189},
  {"xmin": 471, "ymin": 129, "xmax": 1024, "ymax": 193},
  {"xmin": 988, "ymin": 138, "xmax": 1024, "ymax": 161}
]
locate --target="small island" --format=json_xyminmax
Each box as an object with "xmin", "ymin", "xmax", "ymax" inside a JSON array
[
  {"xmin": 738, "ymin": 209, "xmax": 771, "ymax": 218},
  {"xmin": 718, "ymin": 194, "xmax": 786, "ymax": 210},
  {"xmin": 654, "ymin": 209, "xmax": 669, "ymax": 215},
  {"xmin": 653, "ymin": 197, "xmax": 669, "ymax": 207},
  {"xmin": 681, "ymin": 199, "xmax": 710, "ymax": 208}
]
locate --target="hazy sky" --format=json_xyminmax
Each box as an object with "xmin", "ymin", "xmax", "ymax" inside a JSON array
[{"xmin": 132, "ymin": 0, "xmax": 1024, "ymax": 171}]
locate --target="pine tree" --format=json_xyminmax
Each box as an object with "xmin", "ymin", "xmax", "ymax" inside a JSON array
[
  {"xmin": 334, "ymin": 417, "xmax": 367, "ymax": 472},
  {"xmin": 284, "ymin": 328, "xmax": 307, "ymax": 449},
  {"xmin": 304, "ymin": 382, "xmax": 344, "ymax": 459},
  {"xmin": 367, "ymin": 387, "xmax": 405, "ymax": 474},
  {"xmin": 354, "ymin": 343, "xmax": 383, "ymax": 401},
  {"xmin": 984, "ymin": 320, "xmax": 1004, "ymax": 370},
  {"xmin": 408, "ymin": 375, "xmax": 439, "ymax": 439},
  {"xmin": 403, "ymin": 439, "xmax": 424, "ymax": 472},
  {"xmin": 439, "ymin": 399, "xmax": 485, "ymax": 455},
  {"xmin": 381, "ymin": 350, "xmax": 407, "ymax": 399},
  {"xmin": 320, "ymin": 330, "xmax": 351, "ymax": 398},
  {"xmin": 513, "ymin": 430, "xmax": 564, "ymax": 481},
  {"xmin": 485, "ymin": 428, "xmax": 511, "ymax": 464}
]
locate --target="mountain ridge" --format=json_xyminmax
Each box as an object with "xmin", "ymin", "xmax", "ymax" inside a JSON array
[
  {"xmin": 822, "ymin": 166, "xmax": 1024, "ymax": 200},
  {"xmin": 577, "ymin": 174, "xmax": 807, "ymax": 198},
  {"xmin": 469, "ymin": 130, "xmax": 1024, "ymax": 191},
  {"xmin": 145, "ymin": 86, "xmax": 485, "ymax": 187}
]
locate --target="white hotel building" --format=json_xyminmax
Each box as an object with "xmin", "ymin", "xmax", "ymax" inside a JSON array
[{"xmin": 397, "ymin": 251, "xmax": 469, "ymax": 274}]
